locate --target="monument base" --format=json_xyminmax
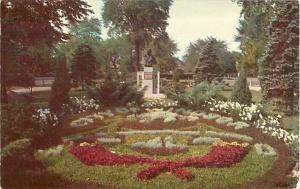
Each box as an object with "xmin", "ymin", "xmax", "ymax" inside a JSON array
[
  {"xmin": 137, "ymin": 67, "xmax": 165, "ymax": 99},
  {"xmin": 144, "ymin": 93, "xmax": 166, "ymax": 99}
]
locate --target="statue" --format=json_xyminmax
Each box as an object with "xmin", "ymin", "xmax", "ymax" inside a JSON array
[{"xmin": 143, "ymin": 49, "xmax": 157, "ymax": 67}]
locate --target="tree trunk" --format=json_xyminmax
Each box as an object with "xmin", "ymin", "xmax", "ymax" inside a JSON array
[
  {"xmin": 1, "ymin": 63, "xmax": 8, "ymax": 104},
  {"xmin": 134, "ymin": 40, "xmax": 141, "ymax": 72}
]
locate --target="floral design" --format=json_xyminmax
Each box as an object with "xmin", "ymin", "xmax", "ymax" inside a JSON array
[{"xmin": 70, "ymin": 143, "xmax": 249, "ymax": 181}]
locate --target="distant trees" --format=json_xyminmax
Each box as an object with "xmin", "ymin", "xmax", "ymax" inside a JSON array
[
  {"xmin": 193, "ymin": 40, "xmax": 223, "ymax": 84},
  {"xmin": 102, "ymin": 0, "xmax": 173, "ymax": 72},
  {"xmin": 259, "ymin": 1, "xmax": 299, "ymax": 112},
  {"xmin": 145, "ymin": 36, "xmax": 178, "ymax": 72},
  {"xmin": 184, "ymin": 37, "xmax": 236, "ymax": 74},
  {"xmin": 71, "ymin": 44, "xmax": 97, "ymax": 89}
]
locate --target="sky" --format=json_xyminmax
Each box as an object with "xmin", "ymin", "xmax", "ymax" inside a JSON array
[{"xmin": 86, "ymin": 0, "xmax": 242, "ymax": 59}]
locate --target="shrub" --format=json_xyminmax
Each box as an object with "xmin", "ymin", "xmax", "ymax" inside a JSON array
[
  {"xmin": 1, "ymin": 104, "xmax": 41, "ymax": 146},
  {"xmin": 176, "ymin": 81, "xmax": 224, "ymax": 108},
  {"xmin": 232, "ymin": 69, "xmax": 252, "ymax": 105},
  {"xmin": 161, "ymin": 79, "xmax": 186, "ymax": 100},
  {"xmin": 85, "ymin": 75, "xmax": 144, "ymax": 106},
  {"xmin": 1, "ymin": 138, "xmax": 34, "ymax": 176},
  {"xmin": 49, "ymin": 56, "xmax": 71, "ymax": 114}
]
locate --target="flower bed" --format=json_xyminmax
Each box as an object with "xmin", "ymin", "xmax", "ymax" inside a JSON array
[{"xmin": 70, "ymin": 142, "xmax": 250, "ymax": 181}]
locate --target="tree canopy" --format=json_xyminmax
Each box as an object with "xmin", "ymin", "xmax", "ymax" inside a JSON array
[
  {"xmin": 102, "ymin": 0, "xmax": 173, "ymax": 71},
  {"xmin": 1, "ymin": 0, "xmax": 92, "ymax": 103}
]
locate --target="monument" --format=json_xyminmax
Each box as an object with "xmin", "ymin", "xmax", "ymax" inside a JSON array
[{"xmin": 137, "ymin": 49, "xmax": 165, "ymax": 98}]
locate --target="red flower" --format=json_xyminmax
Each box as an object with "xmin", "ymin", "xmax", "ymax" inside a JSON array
[{"xmin": 70, "ymin": 144, "xmax": 250, "ymax": 181}]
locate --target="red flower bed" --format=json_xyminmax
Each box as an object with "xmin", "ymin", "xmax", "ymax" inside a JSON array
[
  {"xmin": 70, "ymin": 144, "xmax": 249, "ymax": 181},
  {"xmin": 132, "ymin": 147, "xmax": 188, "ymax": 156}
]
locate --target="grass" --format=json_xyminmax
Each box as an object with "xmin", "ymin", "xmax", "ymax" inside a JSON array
[{"xmin": 38, "ymin": 148, "xmax": 275, "ymax": 189}]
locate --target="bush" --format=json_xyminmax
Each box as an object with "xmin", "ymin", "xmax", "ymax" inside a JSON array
[
  {"xmin": 1, "ymin": 104, "xmax": 42, "ymax": 146},
  {"xmin": 85, "ymin": 74, "xmax": 144, "ymax": 106},
  {"xmin": 161, "ymin": 79, "xmax": 185, "ymax": 99},
  {"xmin": 1, "ymin": 138, "xmax": 34, "ymax": 176},
  {"xmin": 176, "ymin": 81, "xmax": 224, "ymax": 108},
  {"xmin": 232, "ymin": 69, "xmax": 252, "ymax": 105},
  {"xmin": 1, "ymin": 104, "xmax": 61, "ymax": 148},
  {"xmin": 49, "ymin": 56, "xmax": 71, "ymax": 114}
]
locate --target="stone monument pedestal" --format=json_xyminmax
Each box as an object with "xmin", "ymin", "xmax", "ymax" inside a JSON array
[{"xmin": 137, "ymin": 67, "xmax": 166, "ymax": 99}]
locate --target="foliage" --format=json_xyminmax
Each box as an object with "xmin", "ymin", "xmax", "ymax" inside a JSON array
[
  {"xmin": 193, "ymin": 40, "xmax": 223, "ymax": 83},
  {"xmin": 1, "ymin": 104, "xmax": 60, "ymax": 148},
  {"xmin": 232, "ymin": 69, "xmax": 252, "ymax": 105},
  {"xmin": 85, "ymin": 75, "xmax": 144, "ymax": 107},
  {"xmin": 176, "ymin": 81, "xmax": 224, "ymax": 108},
  {"xmin": 258, "ymin": 1, "xmax": 299, "ymax": 113},
  {"xmin": 1, "ymin": 138, "xmax": 34, "ymax": 176},
  {"xmin": 95, "ymin": 35, "xmax": 132, "ymax": 75},
  {"xmin": 184, "ymin": 37, "xmax": 236, "ymax": 74},
  {"xmin": 144, "ymin": 36, "xmax": 178, "ymax": 72},
  {"xmin": 234, "ymin": 0, "xmax": 274, "ymax": 76},
  {"xmin": 104, "ymin": 115, "xmax": 125, "ymax": 137},
  {"xmin": 49, "ymin": 56, "xmax": 71, "ymax": 114},
  {"xmin": 1, "ymin": 0, "xmax": 91, "ymax": 103},
  {"xmin": 55, "ymin": 17, "xmax": 102, "ymax": 66},
  {"xmin": 102, "ymin": 0, "xmax": 173, "ymax": 71},
  {"xmin": 71, "ymin": 44, "xmax": 97, "ymax": 87},
  {"xmin": 161, "ymin": 79, "xmax": 186, "ymax": 100},
  {"xmin": 69, "ymin": 96, "xmax": 101, "ymax": 114}
]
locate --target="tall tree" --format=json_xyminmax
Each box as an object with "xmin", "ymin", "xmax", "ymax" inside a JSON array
[
  {"xmin": 71, "ymin": 44, "xmax": 97, "ymax": 89},
  {"xmin": 55, "ymin": 17, "xmax": 102, "ymax": 67},
  {"xmin": 193, "ymin": 40, "xmax": 222, "ymax": 84},
  {"xmin": 184, "ymin": 37, "xmax": 236, "ymax": 74},
  {"xmin": 1, "ymin": 0, "xmax": 92, "ymax": 103},
  {"xmin": 102, "ymin": 0, "xmax": 173, "ymax": 72},
  {"xmin": 49, "ymin": 56, "xmax": 71, "ymax": 114},
  {"xmin": 259, "ymin": 1, "xmax": 299, "ymax": 112},
  {"xmin": 234, "ymin": 0, "xmax": 275, "ymax": 76}
]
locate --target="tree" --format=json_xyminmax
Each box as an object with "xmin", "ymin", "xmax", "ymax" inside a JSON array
[
  {"xmin": 95, "ymin": 35, "xmax": 133, "ymax": 76},
  {"xmin": 232, "ymin": 68, "xmax": 252, "ymax": 105},
  {"xmin": 234, "ymin": 0, "xmax": 275, "ymax": 76},
  {"xmin": 102, "ymin": 0, "xmax": 173, "ymax": 72},
  {"xmin": 55, "ymin": 17, "xmax": 102, "ymax": 66},
  {"xmin": 193, "ymin": 40, "xmax": 222, "ymax": 84},
  {"xmin": 71, "ymin": 44, "xmax": 97, "ymax": 89},
  {"xmin": 184, "ymin": 37, "xmax": 236, "ymax": 74},
  {"xmin": 259, "ymin": 1, "xmax": 299, "ymax": 113},
  {"xmin": 1, "ymin": 0, "xmax": 91, "ymax": 103},
  {"xmin": 49, "ymin": 56, "xmax": 71, "ymax": 114}
]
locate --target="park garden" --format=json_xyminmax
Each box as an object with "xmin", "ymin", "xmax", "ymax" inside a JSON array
[{"xmin": 1, "ymin": 0, "xmax": 299, "ymax": 189}]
